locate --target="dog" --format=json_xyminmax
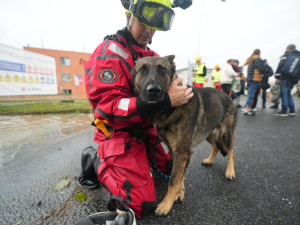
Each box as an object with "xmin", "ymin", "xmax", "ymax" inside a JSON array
[{"xmin": 131, "ymin": 55, "xmax": 237, "ymax": 216}]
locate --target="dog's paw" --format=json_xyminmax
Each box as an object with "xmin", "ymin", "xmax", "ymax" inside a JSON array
[
  {"xmin": 225, "ymin": 169, "xmax": 235, "ymax": 181},
  {"xmin": 201, "ymin": 159, "xmax": 213, "ymax": 166},
  {"xmin": 155, "ymin": 201, "xmax": 173, "ymax": 216},
  {"xmin": 178, "ymin": 183, "xmax": 185, "ymax": 202},
  {"xmin": 178, "ymin": 190, "xmax": 184, "ymax": 202}
]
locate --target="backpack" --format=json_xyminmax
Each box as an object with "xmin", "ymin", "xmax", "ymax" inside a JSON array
[
  {"xmin": 268, "ymin": 83, "xmax": 280, "ymax": 103},
  {"xmin": 231, "ymin": 78, "xmax": 241, "ymax": 93},
  {"xmin": 280, "ymin": 53, "xmax": 300, "ymax": 76}
]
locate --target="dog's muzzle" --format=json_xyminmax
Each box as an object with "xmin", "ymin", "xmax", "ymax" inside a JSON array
[{"xmin": 144, "ymin": 83, "xmax": 163, "ymax": 103}]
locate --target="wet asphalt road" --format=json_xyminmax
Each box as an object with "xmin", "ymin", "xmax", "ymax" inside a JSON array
[{"xmin": 0, "ymin": 96, "xmax": 299, "ymax": 225}]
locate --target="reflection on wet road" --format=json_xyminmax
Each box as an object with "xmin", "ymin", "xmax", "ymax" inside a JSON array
[{"xmin": 0, "ymin": 113, "xmax": 93, "ymax": 168}]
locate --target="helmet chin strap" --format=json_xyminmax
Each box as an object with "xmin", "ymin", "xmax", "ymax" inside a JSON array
[{"xmin": 125, "ymin": 12, "xmax": 131, "ymax": 26}]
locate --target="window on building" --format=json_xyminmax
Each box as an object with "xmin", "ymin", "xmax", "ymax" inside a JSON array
[
  {"xmin": 62, "ymin": 73, "xmax": 72, "ymax": 82},
  {"xmin": 60, "ymin": 57, "xmax": 71, "ymax": 66},
  {"xmin": 63, "ymin": 89, "xmax": 72, "ymax": 94}
]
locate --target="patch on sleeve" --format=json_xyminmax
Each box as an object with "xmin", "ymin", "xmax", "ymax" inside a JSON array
[
  {"xmin": 97, "ymin": 69, "xmax": 118, "ymax": 83},
  {"xmin": 118, "ymin": 98, "xmax": 130, "ymax": 111}
]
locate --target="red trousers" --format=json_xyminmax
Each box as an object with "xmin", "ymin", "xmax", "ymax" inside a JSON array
[
  {"xmin": 193, "ymin": 82, "xmax": 204, "ymax": 88},
  {"xmin": 213, "ymin": 82, "xmax": 222, "ymax": 90},
  {"xmin": 96, "ymin": 127, "xmax": 171, "ymax": 218}
]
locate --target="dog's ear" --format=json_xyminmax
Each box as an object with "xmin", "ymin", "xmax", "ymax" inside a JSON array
[
  {"xmin": 164, "ymin": 55, "xmax": 176, "ymax": 77},
  {"xmin": 164, "ymin": 55, "xmax": 175, "ymax": 64}
]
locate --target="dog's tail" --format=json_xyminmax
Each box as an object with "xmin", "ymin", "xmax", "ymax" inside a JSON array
[
  {"xmin": 217, "ymin": 143, "xmax": 227, "ymax": 157},
  {"xmin": 216, "ymin": 112, "xmax": 236, "ymax": 157}
]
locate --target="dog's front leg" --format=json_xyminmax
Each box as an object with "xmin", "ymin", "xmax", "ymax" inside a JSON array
[
  {"xmin": 202, "ymin": 143, "xmax": 219, "ymax": 165},
  {"xmin": 155, "ymin": 152, "xmax": 189, "ymax": 216},
  {"xmin": 226, "ymin": 149, "xmax": 235, "ymax": 180}
]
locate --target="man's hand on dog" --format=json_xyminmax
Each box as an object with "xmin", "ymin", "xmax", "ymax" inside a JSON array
[{"xmin": 168, "ymin": 77, "xmax": 194, "ymax": 107}]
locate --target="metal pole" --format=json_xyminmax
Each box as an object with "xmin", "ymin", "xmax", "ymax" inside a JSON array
[
  {"xmin": 61, "ymin": 63, "xmax": 65, "ymax": 101},
  {"xmin": 197, "ymin": 0, "xmax": 204, "ymax": 56}
]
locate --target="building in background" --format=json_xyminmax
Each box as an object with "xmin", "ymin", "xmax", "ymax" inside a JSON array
[
  {"xmin": 24, "ymin": 46, "xmax": 91, "ymax": 100},
  {"xmin": 0, "ymin": 45, "xmax": 91, "ymax": 100}
]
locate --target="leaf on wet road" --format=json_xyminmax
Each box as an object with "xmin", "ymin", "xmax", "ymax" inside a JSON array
[
  {"xmin": 54, "ymin": 179, "xmax": 71, "ymax": 191},
  {"xmin": 75, "ymin": 192, "xmax": 87, "ymax": 202}
]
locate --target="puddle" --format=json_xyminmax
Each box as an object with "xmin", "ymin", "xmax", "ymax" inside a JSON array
[{"xmin": 0, "ymin": 113, "xmax": 93, "ymax": 168}]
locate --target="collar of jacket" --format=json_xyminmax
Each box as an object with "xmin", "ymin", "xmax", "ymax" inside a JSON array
[
  {"xmin": 248, "ymin": 54, "xmax": 260, "ymax": 65},
  {"xmin": 284, "ymin": 49, "xmax": 300, "ymax": 56},
  {"xmin": 252, "ymin": 54, "xmax": 260, "ymax": 59},
  {"xmin": 117, "ymin": 27, "xmax": 149, "ymax": 50}
]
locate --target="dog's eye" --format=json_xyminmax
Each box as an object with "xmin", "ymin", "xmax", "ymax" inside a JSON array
[
  {"xmin": 158, "ymin": 66, "xmax": 167, "ymax": 75},
  {"xmin": 139, "ymin": 66, "xmax": 147, "ymax": 75}
]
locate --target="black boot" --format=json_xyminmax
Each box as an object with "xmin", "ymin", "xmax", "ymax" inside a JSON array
[
  {"xmin": 79, "ymin": 146, "xmax": 100, "ymax": 189},
  {"xmin": 270, "ymin": 103, "xmax": 279, "ymax": 109}
]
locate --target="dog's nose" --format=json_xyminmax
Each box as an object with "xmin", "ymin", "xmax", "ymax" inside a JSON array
[{"xmin": 146, "ymin": 84, "xmax": 162, "ymax": 97}]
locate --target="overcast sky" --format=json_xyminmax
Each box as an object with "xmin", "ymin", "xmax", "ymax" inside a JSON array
[{"xmin": 1, "ymin": 0, "xmax": 300, "ymax": 71}]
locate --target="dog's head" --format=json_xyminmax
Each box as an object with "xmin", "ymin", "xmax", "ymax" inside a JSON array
[{"xmin": 131, "ymin": 55, "xmax": 176, "ymax": 103}]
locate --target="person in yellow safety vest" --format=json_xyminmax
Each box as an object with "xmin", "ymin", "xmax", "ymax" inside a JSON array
[
  {"xmin": 192, "ymin": 56, "xmax": 207, "ymax": 88},
  {"xmin": 212, "ymin": 64, "xmax": 222, "ymax": 90}
]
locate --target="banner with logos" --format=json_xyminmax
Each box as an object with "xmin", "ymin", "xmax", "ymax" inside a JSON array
[{"xmin": 0, "ymin": 44, "xmax": 57, "ymax": 96}]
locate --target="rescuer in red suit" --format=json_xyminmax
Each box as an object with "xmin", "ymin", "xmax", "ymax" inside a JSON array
[{"xmin": 79, "ymin": 0, "xmax": 193, "ymax": 219}]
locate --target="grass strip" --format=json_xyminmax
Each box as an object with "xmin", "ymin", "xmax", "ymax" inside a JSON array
[{"xmin": 0, "ymin": 100, "xmax": 93, "ymax": 115}]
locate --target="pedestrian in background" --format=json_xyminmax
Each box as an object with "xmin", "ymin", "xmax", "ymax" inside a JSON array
[
  {"xmin": 192, "ymin": 56, "xmax": 207, "ymax": 88},
  {"xmin": 220, "ymin": 59, "xmax": 238, "ymax": 95},
  {"xmin": 242, "ymin": 49, "xmax": 267, "ymax": 115},
  {"xmin": 231, "ymin": 59, "xmax": 244, "ymax": 108},
  {"xmin": 261, "ymin": 60, "xmax": 273, "ymax": 108},
  {"xmin": 251, "ymin": 59, "xmax": 273, "ymax": 110},
  {"xmin": 212, "ymin": 64, "xmax": 221, "ymax": 90},
  {"xmin": 274, "ymin": 44, "xmax": 300, "ymax": 116}
]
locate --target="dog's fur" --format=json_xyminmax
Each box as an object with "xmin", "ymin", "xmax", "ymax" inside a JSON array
[{"xmin": 131, "ymin": 55, "xmax": 237, "ymax": 215}]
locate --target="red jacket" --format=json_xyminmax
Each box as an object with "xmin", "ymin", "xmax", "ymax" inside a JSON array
[{"xmin": 84, "ymin": 28, "xmax": 171, "ymax": 153}]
